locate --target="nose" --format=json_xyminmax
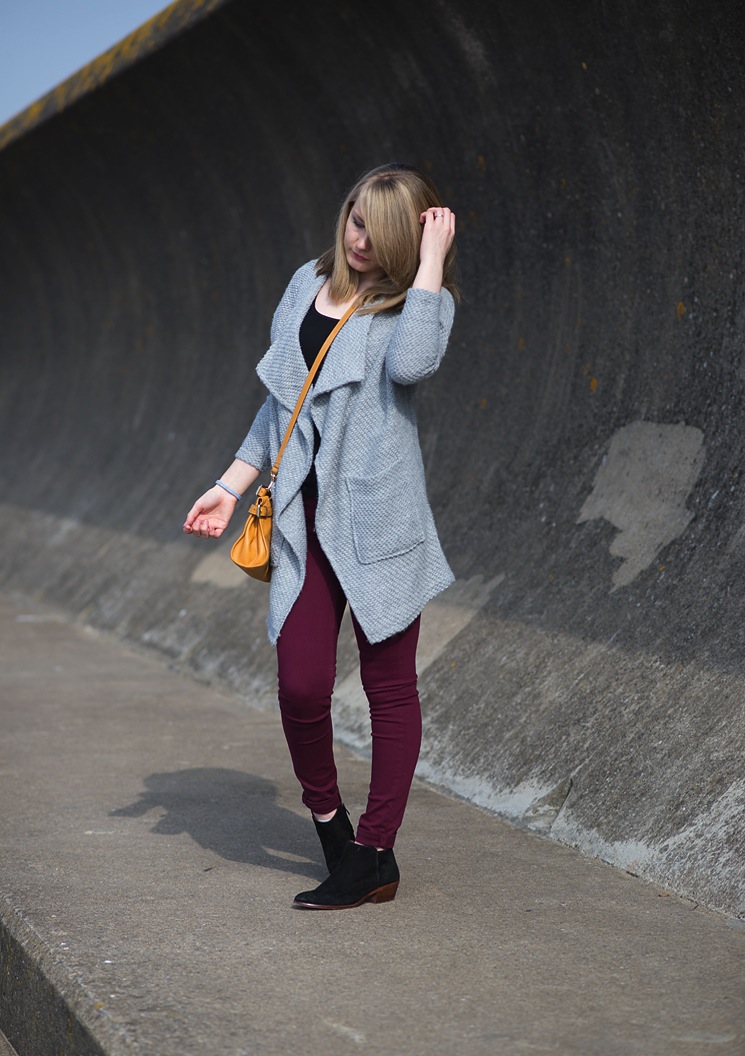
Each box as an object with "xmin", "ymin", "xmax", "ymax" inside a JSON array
[{"xmin": 355, "ymin": 231, "xmax": 370, "ymax": 251}]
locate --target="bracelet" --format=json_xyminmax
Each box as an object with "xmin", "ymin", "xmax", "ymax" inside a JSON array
[{"xmin": 215, "ymin": 479, "xmax": 242, "ymax": 502}]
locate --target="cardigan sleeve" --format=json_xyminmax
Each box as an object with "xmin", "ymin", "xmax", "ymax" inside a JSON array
[
  {"xmin": 235, "ymin": 395, "xmax": 272, "ymax": 472},
  {"xmin": 384, "ymin": 287, "xmax": 455, "ymax": 385}
]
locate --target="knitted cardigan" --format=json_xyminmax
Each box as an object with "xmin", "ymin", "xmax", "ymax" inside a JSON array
[{"xmin": 235, "ymin": 260, "xmax": 455, "ymax": 644}]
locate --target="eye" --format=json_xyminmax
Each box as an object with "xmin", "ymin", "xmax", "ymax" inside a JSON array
[{"xmin": 353, "ymin": 217, "xmax": 365, "ymax": 229}]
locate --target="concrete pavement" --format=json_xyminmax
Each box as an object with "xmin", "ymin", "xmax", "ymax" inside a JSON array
[{"xmin": 1, "ymin": 592, "xmax": 743, "ymax": 1056}]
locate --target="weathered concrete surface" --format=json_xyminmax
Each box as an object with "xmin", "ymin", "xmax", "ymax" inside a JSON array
[
  {"xmin": 0, "ymin": 0, "xmax": 744, "ymax": 916},
  {"xmin": 0, "ymin": 1031, "xmax": 19, "ymax": 1056},
  {"xmin": 1, "ymin": 594, "xmax": 744, "ymax": 1056}
]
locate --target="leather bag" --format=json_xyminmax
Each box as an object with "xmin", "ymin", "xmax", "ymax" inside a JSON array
[
  {"xmin": 230, "ymin": 300, "xmax": 358, "ymax": 581},
  {"xmin": 230, "ymin": 484, "xmax": 273, "ymax": 582}
]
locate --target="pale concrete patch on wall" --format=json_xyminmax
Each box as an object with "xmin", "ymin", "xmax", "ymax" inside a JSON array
[
  {"xmin": 190, "ymin": 540, "xmax": 247, "ymax": 589},
  {"xmin": 411, "ymin": 767, "xmax": 563, "ymax": 822},
  {"xmin": 333, "ymin": 573, "xmax": 504, "ymax": 748},
  {"xmin": 416, "ymin": 573, "xmax": 505, "ymax": 671},
  {"xmin": 577, "ymin": 421, "xmax": 705, "ymax": 589}
]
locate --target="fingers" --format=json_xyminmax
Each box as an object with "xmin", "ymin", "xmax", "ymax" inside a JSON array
[
  {"xmin": 183, "ymin": 511, "xmax": 206, "ymax": 535},
  {"xmin": 184, "ymin": 499, "xmax": 204, "ymax": 529},
  {"xmin": 183, "ymin": 516, "xmax": 224, "ymax": 538},
  {"xmin": 419, "ymin": 208, "xmax": 456, "ymax": 252},
  {"xmin": 418, "ymin": 207, "xmax": 456, "ymax": 271},
  {"xmin": 183, "ymin": 487, "xmax": 232, "ymax": 537},
  {"xmin": 197, "ymin": 521, "xmax": 222, "ymax": 538},
  {"xmin": 420, "ymin": 207, "xmax": 456, "ymax": 229},
  {"xmin": 183, "ymin": 499, "xmax": 225, "ymax": 538}
]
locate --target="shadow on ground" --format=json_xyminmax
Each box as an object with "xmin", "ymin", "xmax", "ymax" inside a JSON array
[{"xmin": 111, "ymin": 767, "xmax": 323, "ymax": 880}]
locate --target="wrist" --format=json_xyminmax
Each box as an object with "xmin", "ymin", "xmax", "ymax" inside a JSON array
[
  {"xmin": 215, "ymin": 479, "xmax": 242, "ymax": 502},
  {"xmin": 413, "ymin": 257, "xmax": 444, "ymax": 294}
]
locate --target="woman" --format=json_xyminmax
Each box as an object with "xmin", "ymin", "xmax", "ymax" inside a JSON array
[{"xmin": 184, "ymin": 163, "xmax": 458, "ymax": 909}]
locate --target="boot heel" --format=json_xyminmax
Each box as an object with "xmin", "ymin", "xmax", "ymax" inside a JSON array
[{"xmin": 372, "ymin": 881, "xmax": 399, "ymax": 903}]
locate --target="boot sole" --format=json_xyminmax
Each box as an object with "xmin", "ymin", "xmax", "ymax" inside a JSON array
[{"xmin": 293, "ymin": 880, "xmax": 399, "ymax": 910}]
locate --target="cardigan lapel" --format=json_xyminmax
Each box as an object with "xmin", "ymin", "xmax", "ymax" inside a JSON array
[
  {"xmin": 312, "ymin": 311, "xmax": 372, "ymax": 397},
  {"xmin": 255, "ymin": 273, "xmax": 325, "ymax": 412},
  {"xmin": 255, "ymin": 269, "xmax": 374, "ymax": 407}
]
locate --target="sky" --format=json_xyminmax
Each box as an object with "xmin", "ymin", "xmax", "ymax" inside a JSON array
[{"xmin": 0, "ymin": 0, "xmax": 172, "ymax": 126}]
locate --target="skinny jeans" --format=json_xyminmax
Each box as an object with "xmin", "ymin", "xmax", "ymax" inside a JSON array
[{"xmin": 276, "ymin": 498, "xmax": 422, "ymax": 849}]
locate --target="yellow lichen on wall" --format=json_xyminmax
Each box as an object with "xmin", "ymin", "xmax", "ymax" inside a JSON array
[{"xmin": 0, "ymin": 0, "xmax": 231, "ymax": 152}]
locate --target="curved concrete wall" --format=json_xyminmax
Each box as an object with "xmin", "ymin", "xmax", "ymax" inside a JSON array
[{"xmin": 0, "ymin": 0, "xmax": 743, "ymax": 914}]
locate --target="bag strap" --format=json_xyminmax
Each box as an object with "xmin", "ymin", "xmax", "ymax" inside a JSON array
[{"xmin": 270, "ymin": 298, "xmax": 359, "ymax": 483}]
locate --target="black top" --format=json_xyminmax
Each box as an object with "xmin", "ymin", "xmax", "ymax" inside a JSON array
[{"xmin": 298, "ymin": 300, "xmax": 339, "ymax": 499}]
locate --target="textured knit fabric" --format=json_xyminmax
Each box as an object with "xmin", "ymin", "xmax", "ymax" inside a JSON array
[{"xmin": 235, "ymin": 259, "xmax": 455, "ymax": 645}]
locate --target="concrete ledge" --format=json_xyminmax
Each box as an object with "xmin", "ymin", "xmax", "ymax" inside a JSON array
[
  {"xmin": 1, "ymin": 592, "xmax": 744, "ymax": 1056},
  {"xmin": 0, "ymin": 907, "xmax": 105, "ymax": 1056}
]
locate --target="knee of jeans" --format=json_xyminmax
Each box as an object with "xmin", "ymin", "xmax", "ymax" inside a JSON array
[
  {"xmin": 361, "ymin": 676, "xmax": 419, "ymax": 706},
  {"xmin": 278, "ymin": 671, "xmax": 335, "ymax": 717}
]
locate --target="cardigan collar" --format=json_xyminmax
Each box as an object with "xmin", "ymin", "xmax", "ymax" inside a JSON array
[{"xmin": 255, "ymin": 272, "xmax": 373, "ymax": 411}]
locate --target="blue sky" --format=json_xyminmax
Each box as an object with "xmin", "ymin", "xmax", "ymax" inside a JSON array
[{"xmin": 0, "ymin": 0, "xmax": 171, "ymax": 126}]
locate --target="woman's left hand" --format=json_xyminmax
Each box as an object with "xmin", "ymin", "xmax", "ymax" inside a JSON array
[
  {"xmin": 412, "ymin": 207, "xmax": 455, "ymax": 293},
  {"xmin": 419, "ymin": 207, "xmax": 456, "ymax": 266}
]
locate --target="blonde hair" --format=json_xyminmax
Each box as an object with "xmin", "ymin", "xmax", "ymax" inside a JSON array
[{"xmin": 316, "ymin": 163, "xmax": 460, "ymax": 314}]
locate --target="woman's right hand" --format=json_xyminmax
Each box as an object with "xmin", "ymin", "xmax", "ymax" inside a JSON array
[{"xmin": 183, "ymin": 486, "xmax": 238, "ymax": 539}]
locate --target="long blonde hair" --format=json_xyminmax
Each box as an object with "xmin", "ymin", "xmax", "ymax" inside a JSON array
[{"xmin": 316, "ymin": 163, "xmax": 460, "ymax": 314}]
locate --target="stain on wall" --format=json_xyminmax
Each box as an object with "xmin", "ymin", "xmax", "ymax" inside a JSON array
[{"xmin": 577, "ymin": 421, "xmax": 705, "ymax": 589}]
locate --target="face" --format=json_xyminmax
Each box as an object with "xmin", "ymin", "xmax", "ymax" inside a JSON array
[{"xmin": 343, "ymin": 201, "xmax": 385, "ymax": 284}]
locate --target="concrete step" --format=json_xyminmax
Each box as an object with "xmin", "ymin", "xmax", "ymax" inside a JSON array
[{"xmin": 1, "ymin": 592, "xmax": 744, "ymax": 1056}]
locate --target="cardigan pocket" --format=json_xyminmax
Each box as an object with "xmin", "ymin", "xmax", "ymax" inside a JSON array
[{"xmin": 346, "ymin": 461, "xmax": 425, "ymax": 564}]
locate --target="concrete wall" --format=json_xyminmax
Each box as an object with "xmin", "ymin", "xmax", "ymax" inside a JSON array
[{"xmin": 0, "ymin": 0, "xmax": 743, "ymax": 915}]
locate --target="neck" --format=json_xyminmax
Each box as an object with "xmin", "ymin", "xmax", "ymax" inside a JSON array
[{"xmin": 356, "ymin": 274, "xmax": 382, "ymax": 296}]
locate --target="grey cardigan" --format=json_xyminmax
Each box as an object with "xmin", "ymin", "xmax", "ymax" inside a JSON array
[{"xmin": 236, "ymin": 260, "xmax": 455, "ymax": 644}]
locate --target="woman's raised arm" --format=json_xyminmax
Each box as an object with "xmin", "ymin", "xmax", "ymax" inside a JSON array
[{"xmin": 412, "ymin": 207, "xmax": 456, "ymax": 293}]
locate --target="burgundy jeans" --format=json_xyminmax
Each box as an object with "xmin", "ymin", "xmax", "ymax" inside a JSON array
[{"xmin": 276, "ymin": 499, "xmax": 422, "ymax": 848}]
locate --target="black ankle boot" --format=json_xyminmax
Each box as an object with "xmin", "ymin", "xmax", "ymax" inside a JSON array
[
  {"xmin": 313, "ymin": 803, "xmax": 355, "ymax": 873},
  {"xmin": 377, "ymin": 848, "xmax": 400, "ymax": 889},
  {"xmin": 294, "ymin": 842, "xmax": 399, "ymax": 910}
]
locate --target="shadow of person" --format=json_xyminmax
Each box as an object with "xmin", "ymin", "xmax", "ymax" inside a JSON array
[{"xmin": 110, "ymin": 768, "xmax": 323, "ymax": 880}]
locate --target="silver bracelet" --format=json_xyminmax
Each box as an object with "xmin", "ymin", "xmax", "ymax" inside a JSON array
[{"xmin": 215, "ymin": 479, "xmax": 242, "ymax": 501}]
